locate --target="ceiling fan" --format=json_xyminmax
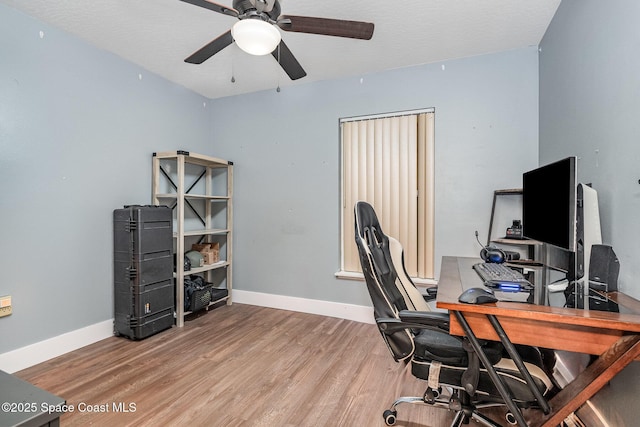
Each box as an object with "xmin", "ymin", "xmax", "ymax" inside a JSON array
[{"xmin": 179, "ymin": 0, "xmax": 375, "ymax": 80}]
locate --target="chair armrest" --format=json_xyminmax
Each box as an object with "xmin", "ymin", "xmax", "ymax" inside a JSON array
[
  {"xmin": 423, "ymin": 286, "xmax": 438, "ymax": 302},
  {"xmin": 377, "ymin": 310, "xmax": 450, "ymax": 334},
  {"xmin": 399, "ymin": 310, "xmax": 450, "ymax": 329},
  {"xmin": 425, "ymin": 286, "xmax": 438, "ymax": 296}
]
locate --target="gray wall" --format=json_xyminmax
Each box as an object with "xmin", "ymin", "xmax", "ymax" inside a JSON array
[
  {"xmin": 540, "ymin": 0, "xmax": 640, "ymax": 300},
  {"xmin": 0, "ymin": 2, "xmax": 540, "ymax": 353},
  {"xmin": 539, "ymin": 1, "xmax": 640, "ymax": 424},
  {"xmin": 0, "ymin": 4, "xmax": 212, "ymax": 353},
  {"xmin": 208, "ymin": 48, "xmax": 540, "ymax": 307}
]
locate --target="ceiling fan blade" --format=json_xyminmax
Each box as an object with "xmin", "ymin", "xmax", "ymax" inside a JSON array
[
  {"xmin": 278, "ymin": 15, "xmax": 374, "ymax": 40},
  {"xmin": 271, "ymin": 40, "xmax": 307, "ymax": 80},
  {"xmin": 179, "ymin": 0, "xmax": 238, "ymax": 17},
  {"xmin": 185, "ymin": 30, "xmax": 233, "ymax": 64}
]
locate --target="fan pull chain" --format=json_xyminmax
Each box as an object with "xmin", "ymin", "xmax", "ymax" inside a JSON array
[
  {"xmin": 231, "ymin": 47, "xmax": 236, "ymax": 83},
  {"xmin": 276, "ymin": 43, "xmax": 281, "ymax": 93}
]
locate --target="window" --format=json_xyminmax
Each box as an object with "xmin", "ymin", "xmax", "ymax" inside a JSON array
[{"xmin": 339, "ymin": 110, "xmax": 435, "ymax": 281}]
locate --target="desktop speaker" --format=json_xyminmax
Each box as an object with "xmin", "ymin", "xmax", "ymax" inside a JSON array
[{"xmin": 588, "ymin": 244, "xmax": 619, "ymax": 293}]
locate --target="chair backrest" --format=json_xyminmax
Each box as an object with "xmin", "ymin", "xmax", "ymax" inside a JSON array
[
  {"xmin": 387, "ymin": 236, "xmax": 431, "ymax": 312},
  {"xmin": 354, "ymin": 201, "xmax": 425, "ymax": 361}
]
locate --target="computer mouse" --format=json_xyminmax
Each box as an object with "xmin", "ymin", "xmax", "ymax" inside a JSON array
[{"xmin": 458, "ymin": 287, "xmax": 498, "ymax": 304}]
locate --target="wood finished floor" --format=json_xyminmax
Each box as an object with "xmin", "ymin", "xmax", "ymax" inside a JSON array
[{"xmin": 16, "ymin": 304, "xmax": 512, "ymax": 426}]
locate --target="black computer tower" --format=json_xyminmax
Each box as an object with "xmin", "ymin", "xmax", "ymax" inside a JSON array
[{"xmin": 113, "ymin": 205, "xmax": 174, "ymax": 339}]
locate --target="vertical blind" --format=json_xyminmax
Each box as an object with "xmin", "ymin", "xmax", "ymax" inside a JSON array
[{"xmin": 341, "ymin": 111, "xmax": 435, "ymax": 279}]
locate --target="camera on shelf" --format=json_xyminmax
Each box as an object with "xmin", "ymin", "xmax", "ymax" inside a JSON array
[{"xmin": 506, "ymin": 219, "xmax": 523, "ymax": 239}]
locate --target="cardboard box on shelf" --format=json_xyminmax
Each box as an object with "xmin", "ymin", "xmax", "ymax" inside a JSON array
[{"xmin": 191, "ymin": 243, "xmax": 220, "ymax": 264}]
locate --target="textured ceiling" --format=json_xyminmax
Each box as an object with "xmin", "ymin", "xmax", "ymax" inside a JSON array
[{"xmin": 1, "ymin": 0, "xmax": 561, "ymax": 99}]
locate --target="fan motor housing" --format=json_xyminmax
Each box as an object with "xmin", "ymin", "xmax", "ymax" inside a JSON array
[{"xmin": 233, "ymin": 0, "xmax": 280, "ymax": 18}]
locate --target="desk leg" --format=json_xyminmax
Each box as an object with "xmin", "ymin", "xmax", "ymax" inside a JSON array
[
  {"xmin": 528, "ymin": 334, "xmax": 640, "ymax": 427},
  {"xmin": 453, "ymin": 311, "xmax": 529, "ymax": 427},
  {"xmin": 487, "ymin": 314, "xmax": 551, "ymax": 414}
]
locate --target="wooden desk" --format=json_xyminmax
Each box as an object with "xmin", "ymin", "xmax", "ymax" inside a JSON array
[
  {"xmin": 436, "ymin": 256, "xmax": 640, "ymax": 427},
  {"xmin": 0, "ymin": 370, "xmax": 65, "ymax": 427}
]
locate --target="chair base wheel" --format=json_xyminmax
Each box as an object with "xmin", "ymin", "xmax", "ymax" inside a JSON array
[
  {"xmin": 383, "ymin": 409, "xmax": 397, "ymax": 426},
  {"xmin": 506, "ymin": 412, "xmax": 518, "ymax": 425},
  {"xmin": 423, "ymin": 386, "xmax": 441, "ymax": 403}
]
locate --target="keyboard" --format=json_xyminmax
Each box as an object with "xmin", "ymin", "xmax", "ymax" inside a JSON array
[
  {"xmin": 473, "ymin": 263, "xmax": 533, "ymax": 292},
  {"xmin": 472, "ymin": 262, "xmax": 528, "ymax": 283}
]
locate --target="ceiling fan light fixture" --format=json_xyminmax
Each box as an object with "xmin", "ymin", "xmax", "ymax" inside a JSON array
[{"xmin": 232, "ymin": 19, "xmax": 281, "ymax": 56}]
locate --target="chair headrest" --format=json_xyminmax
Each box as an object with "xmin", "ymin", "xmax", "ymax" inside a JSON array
[{"xmin": 355, "ymin": 201, "xmax": 380, "ymax": 237}]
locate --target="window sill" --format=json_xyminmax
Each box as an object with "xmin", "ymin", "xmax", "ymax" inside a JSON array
[{"xmin": 335, "ymin": 270, "xmax": 437, "ymax": 287}]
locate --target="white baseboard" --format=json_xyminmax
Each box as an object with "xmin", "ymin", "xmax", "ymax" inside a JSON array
[
  {"xmin": 233, "ymin": 289, "xmax": 375, "ymax": 325},
  {"xmin": 0, "ymin": 319, "xmax": 114, "ymax": 374},
  {"xmin": 0, "ymin": 293, "xmax": 374, "ymax": 373}
]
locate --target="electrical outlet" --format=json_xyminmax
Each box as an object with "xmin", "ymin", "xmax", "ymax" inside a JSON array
[{"xmin": 0, "ymin": 296, "xmax": 12, "ymax": 317}]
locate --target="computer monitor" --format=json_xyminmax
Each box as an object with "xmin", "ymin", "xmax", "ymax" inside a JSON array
[{"xmin": 522, "ymin": 156, "xmax": 577, "ymax": 253}]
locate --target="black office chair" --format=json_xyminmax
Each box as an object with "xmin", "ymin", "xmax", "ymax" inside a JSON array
[{"xmin": 354, "ymin": 201, "xmax": 554, "ymax": 426}]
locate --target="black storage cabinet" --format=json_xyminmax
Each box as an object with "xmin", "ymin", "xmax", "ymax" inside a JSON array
[{"xmin": 113, "ymin": 205, "xmax": 174, "ymax": 339}]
